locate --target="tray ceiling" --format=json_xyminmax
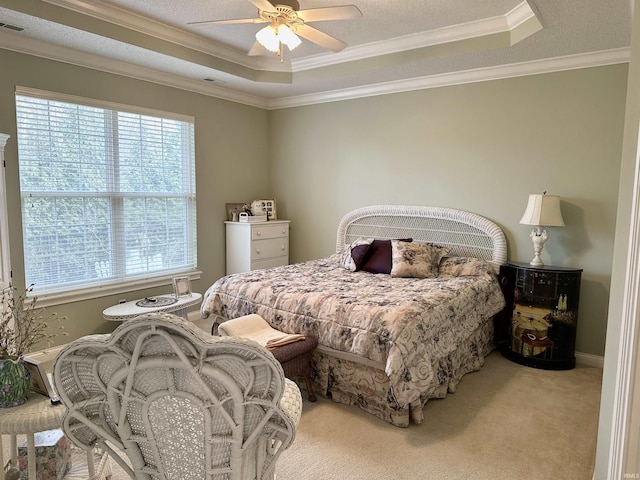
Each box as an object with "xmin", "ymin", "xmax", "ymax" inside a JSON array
[{"xmin": 0, "ymin": 0, "xmax": 631, "ymax": 108}]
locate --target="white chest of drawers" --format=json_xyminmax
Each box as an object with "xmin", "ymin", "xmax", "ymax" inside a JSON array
[{"xmin": 225, "ymin": 220, "xmax": 290, "ymax": 274}]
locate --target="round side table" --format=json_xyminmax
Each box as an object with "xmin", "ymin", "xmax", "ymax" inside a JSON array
[
  {"xmin": 0, "ymin": 394, "xmax": 110, "ymax": 480},
  {"xmin": 0, "ymin": 394, "xmax": 64, "ymax": 480},
  {"xmin": 102, "ymin": 293, "xmax": 202, "ymax": 322}
]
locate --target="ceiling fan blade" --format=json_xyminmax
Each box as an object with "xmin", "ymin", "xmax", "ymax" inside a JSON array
[
  {"xmin": 295, "ymin": 24, "xmax": 347, "ymax": 52},
  {"xmin": 188, "ymin": 18, "xmax": 266, "ymax": 26},
  {"xmin": 247, "ymin": 0, "xmax": 277, "ymax": 12},
  {"xmin": 297, "ymin": 5, "xmax": 363, "ymax": 23}
]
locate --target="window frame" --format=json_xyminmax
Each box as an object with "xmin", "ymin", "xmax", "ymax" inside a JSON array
[{"xmin": 15, "ymin": 87, "xmax": 200, "ymax": 307}]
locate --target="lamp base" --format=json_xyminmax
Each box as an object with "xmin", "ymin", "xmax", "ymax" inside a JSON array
[
  {"xmin": 529, "ymin": 256, "xmax": 544, "ymax": 267},
  {"xmin": 529, "ymin": 228, "xmax": 548, "ymax": 268}
]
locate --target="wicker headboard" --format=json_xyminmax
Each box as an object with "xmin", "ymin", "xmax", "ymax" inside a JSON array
[{"xmin": 336, "ymin": 205, "xmax": 507, "ymax": 267}]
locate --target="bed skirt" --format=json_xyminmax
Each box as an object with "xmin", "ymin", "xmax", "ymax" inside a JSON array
[
  {"xmin": 309, "ymin": 319, "xmax": 495, "ymax": 427},
  {"xmin": 212, "ymin": 314, "xmax": 495, "ymax": 427}
]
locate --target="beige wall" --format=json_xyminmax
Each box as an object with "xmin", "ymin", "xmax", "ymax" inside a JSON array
[
  {"xmin": 269, "ymin": 64, "xmax": 628, "ymax": 357},
  {"xmin": 0, "ymin": 49, "xmax": 269, "ymax": 342},
  {"xmin": 0, "ymin": 48, "xmax": 628, "ymax": 359}
]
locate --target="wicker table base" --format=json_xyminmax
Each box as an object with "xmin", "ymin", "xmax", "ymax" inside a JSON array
[{"xmin": 0, "ymin": 394, "xmax": 110, "ymax": 480}]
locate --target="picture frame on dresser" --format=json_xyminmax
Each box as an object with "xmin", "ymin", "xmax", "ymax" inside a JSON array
[
  {"xmin": 225, "ymin": 202, "xmax": 247, "ymax": 222},
  {"xmin": 255, "ymin": 199, "xmax": 277, "ymax": 220}
]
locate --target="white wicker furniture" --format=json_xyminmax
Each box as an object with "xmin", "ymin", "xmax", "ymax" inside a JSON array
[
  {"xmin": 102, "ymin": 293, "xmax": 202, "ymax": 322},
  {"xmin": 52, "ymin": 312, "xmax": 302, "ymax": 480},
  {"xmin": 0, "ymin": 394, "xmax": 111, "ymax": 480},
  {"xmin": 336, "ymin": 204, "xmax": 507, "ymax": 268}
]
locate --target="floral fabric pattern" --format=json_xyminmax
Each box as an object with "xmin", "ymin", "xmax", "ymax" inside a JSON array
[
  {"xmin": 438, "ymin": 256, "xmax": 496, "ymax": 277},
  {"xmin": 201, "ymin": 254, "xmax": 505, "ymax": 414},
  {"xmin": 390, "ymin": 240, "xmax": 450, "ymax": 278}
]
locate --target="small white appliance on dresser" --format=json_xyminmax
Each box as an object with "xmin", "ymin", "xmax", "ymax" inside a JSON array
[{"xmin": 225, "ymin": 220, "xmax": 290, "ymax": 274}]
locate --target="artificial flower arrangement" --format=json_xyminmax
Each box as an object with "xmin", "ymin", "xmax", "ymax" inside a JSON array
[
  {"xmin": 0, "ymin": 284, "xmax": 66, "ymax": 407},
  {"xmin": 0, "ymin": 284, "xmax": 67, "ymax": 360}
]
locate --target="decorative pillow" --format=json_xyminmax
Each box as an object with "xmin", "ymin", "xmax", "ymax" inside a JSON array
[
  {"xmin": 340, "ymin": 238, "xmax": 374, "ymax": 272},
  {"xmin": 438, "ymin": 256, "xmax": 495, "ymax": 277},
  {"xmin": 390, "ymin": 241, "xmax": 451, "ymax": 278},
  {"xmin": 360, "ymin": 238, "xmax": 412, "ymax": 274}
]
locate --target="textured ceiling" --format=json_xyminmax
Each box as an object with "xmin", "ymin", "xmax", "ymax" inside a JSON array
[{"xmin": 0, "ymin": 0, "xmax": 632, "ymax": 108}]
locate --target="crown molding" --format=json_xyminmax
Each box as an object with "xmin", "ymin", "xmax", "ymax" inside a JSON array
[
  {"xmin": 0, "ymin": 30, "xmax": 270, "ymax": 109},
  {"xmin": 292, "ymin": 15, "xmax": 508, "ymax": 72},
  {"xmin": 268, "ymin": 47, "xmax": 631, "ymax": 109},
  {"xmin": 42, "ymin": 0, "xmax": 270, "ymax": 70},
  {"xmin": 507, "ymin": 1, "xmax": 538, "ymax": 29},
  {"xmin": 42, "ymin": 0, "xmax": 538, "ymax": 77},
  {"xmin": 0, "ymin": 27, "xmax": 629, "ymax": 111},
  {"xmin": 293, "ymin": 1, "xmax": 537, "ymax": 72}
]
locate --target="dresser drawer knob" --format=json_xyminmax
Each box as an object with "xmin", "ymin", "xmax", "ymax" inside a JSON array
[
  {"xmin": 256, "ymin": 231, "xmax": 262, "ymax": 237},
  {"xmin": 281, "ymin": 229, "xmax": 286, "ymax": 234},
  {"xmin": 255, "ymin": 249, "xmax": 261, "ymax": 254},
  {"xmin": 281, "ymin": 245, "xmax": 285, "ymax": 251}
]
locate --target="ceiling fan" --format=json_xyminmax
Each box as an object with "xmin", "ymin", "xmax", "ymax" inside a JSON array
[{"xmin": 188, "ymin": 0, "xmax": 362, "ymax": 60}]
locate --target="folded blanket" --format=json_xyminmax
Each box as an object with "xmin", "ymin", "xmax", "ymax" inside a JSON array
[{"xmin": 218, "ymin": 314, "xmax": 305, "ymax": 350}]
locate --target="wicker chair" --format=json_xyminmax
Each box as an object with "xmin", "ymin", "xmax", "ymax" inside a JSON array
[{"xmin": 52, "ymin": 312, "xmax": 303, "ymax": 480}]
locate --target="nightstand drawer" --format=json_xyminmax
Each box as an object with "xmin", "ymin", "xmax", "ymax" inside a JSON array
[
  {"xmin": 252, "ymin": 238, "xmax": 288, "ymax": 259},
  {"xmin": 251, "ymin": 223, "xmax": 289, "ymax": 240}
]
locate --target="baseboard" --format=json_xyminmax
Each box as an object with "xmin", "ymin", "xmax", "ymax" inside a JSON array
[{"xmin": 576, "ymin": 351, "xmax": 604, "ymax": 368}]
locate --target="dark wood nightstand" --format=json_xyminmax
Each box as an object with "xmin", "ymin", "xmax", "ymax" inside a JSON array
[{"xmin": 497, "ymin": 262, "xmax": 582, "ymax": 370}]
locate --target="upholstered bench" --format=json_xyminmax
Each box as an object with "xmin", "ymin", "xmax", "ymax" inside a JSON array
[
  {"xmin": 217, "ymin": 314, "xmax": 317, "ymax": 402},
  {"xmin": 270, "ymin": 336, "xmax": 317, "ymax": 402}
]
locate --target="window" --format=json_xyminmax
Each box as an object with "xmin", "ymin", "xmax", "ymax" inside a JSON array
[{"xmin": 15, "ymin": 87, "xmax": 197, "ymax": 299}]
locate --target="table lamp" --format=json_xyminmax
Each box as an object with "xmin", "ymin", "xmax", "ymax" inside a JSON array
[{"xmin": 519, "ymin": 193, "xmax": 565, "ymax": 267}]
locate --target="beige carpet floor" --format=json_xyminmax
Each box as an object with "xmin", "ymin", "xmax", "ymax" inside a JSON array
[
  {"xmin": 277, "ymin": 352, "xmax": 602, "ymax": 480},
  {"xmin": 4, "ymin": 351, "xmax": 602, "ymax": 480}
]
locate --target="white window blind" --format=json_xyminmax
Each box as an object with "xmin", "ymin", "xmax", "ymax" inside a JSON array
[{"xmin": 15, "ymin": 88, "xmax": 197, "ymax": 296}]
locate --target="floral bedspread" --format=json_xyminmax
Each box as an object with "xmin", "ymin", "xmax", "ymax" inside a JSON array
[{"xmin": 201, "ymin": 254, "xmax": 505, "ymax": 407}]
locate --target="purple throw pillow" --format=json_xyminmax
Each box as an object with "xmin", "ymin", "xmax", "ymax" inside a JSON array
[
  {"xmin": 351, "ymin": 244, "xmax": 372, "ymax": 271},
  {"xmin": 360, "ymin": 238, "xmax": 412, "ymax": 274}
]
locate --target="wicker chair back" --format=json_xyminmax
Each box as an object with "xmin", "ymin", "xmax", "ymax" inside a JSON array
[{"xmin": 53, "ymin": 312, "xmax": 302, "ymax": 480}]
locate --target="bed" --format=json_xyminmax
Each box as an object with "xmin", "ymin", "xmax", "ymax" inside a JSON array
[{"xmin": 201, "ymin": 205, "xmax": 508, "ymax": 427}]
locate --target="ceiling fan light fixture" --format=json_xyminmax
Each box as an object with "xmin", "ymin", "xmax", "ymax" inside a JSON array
[
  {"xmin": 277, "ymin": 24, "xmax": 301, "ymax": 51},
  {"xmin": 256, "ymin": 25, "xmax": 280, "ymax": 52},
  {"xmin": 256, "ymin": 23, "xmax": 301, "ymax": 54},
  {"xmin": 192, "ymin": 0, "xmax": 362, "ymax": 58}
]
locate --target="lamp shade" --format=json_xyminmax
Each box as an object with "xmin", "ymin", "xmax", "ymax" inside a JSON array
[{"xmin": 519, "ymin": 194, "xmax": 565, "ymax": 227}]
